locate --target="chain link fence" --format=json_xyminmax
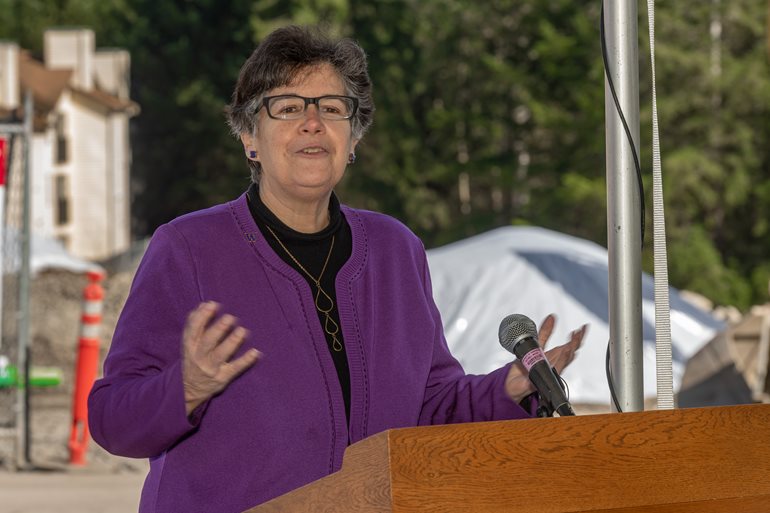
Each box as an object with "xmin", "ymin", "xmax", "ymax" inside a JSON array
[{"xmin": 1, "ymin": 132, "xmax": 24, "ymax": 467}]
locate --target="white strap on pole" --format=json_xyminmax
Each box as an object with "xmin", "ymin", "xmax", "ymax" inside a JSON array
[
  {"xmin": 755, "ymin": 310, "xmax": 770, "ymax": 401},
  {"xmin": 648, "ymin": 0, "xmax": 674, "ymax": 409}
]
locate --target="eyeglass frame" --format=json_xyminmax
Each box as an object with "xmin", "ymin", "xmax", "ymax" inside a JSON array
[{"xmin": 258, "ymin": 94, "xmax": 359, "ymax": 121}]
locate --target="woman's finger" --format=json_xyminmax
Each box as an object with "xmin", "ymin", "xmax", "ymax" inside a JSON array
[
  {"xmin": 200, "ymin": 314, "xmax": 237, "ymax": 352},
  {"xmin": 183, "ymin": 302, "xmax": 219, "ymax": 350},
  {"xmin": 218, "ymin": 348, "xmax": 262, "ymax": 383},
  {"xmin": 211, "ymin": 326, "xmax": 249, "ymax": 364},
  {"xmin": 549, "ymin": 324, "xmax": 588, "ymax": 373},
  {"xmin": 569, "ymin": 324, "xmax": 588, "ymax": 351},
  {"xmin": 538, "ymin": 314, "xmax": 556, "ymax": 348},
  {"xmin": 547, "ymin": 346, "xmax": 571, "ymax": 374}
]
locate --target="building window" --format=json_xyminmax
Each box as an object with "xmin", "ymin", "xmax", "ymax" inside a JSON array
[
  {"xmin": 54, "ymin": 175, "xmax": 70, "ymax": 225},
  {"xmin": 55, "ymin": 115, "xmax": 68, "ymax": 164}
]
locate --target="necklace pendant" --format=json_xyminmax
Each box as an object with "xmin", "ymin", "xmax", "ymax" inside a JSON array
[
  {"xmin": 323, "ymin": 313, "xmax": 341, "ymax": 352},
  {"xmin": 324, "ymin": 313, "xmax": 339, "ymax": 337},
  {"xmin": 265, "ymin": 227, "xmax": 342, "ymax": 353},
  {"xmin": 315, "ymin": 286, "xmax": 334, "ymax": 314}
]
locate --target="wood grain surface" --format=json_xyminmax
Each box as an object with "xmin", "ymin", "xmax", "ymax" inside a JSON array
[
  {"xmin": 244, "ymin": 404, "xmax": 770, "ymax": 513},
  {"xmin": 243, "ymin": 429, "xmax": 392, "ymax": 513}
]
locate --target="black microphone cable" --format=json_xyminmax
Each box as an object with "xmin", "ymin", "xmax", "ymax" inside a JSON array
[
  {"xmin": 600, "ymin": 0, "xmax": 646, "ymax": 244},
  {"xmin": 606, "ymin": 342, "xmax": 623, "ymax": 413}
]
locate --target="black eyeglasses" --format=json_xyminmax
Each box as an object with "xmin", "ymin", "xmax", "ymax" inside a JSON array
[{"xmin": 259, "ymin": 95, "xmax": 359, "ymax": 121}]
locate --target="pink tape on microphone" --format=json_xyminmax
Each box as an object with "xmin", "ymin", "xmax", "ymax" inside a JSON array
[{"xmin": 521, "ymin": 348, "xmax": 546, "ymax": 371}]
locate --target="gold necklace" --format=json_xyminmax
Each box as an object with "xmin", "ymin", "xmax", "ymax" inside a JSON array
[{"xmin": 265, "ymin": 225, "xmax": 342, "ymax": 352}]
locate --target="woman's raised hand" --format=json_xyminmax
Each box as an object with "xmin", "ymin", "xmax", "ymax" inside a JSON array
[
  {"xmin": 182, "ymin": 302, "xmax": 261, "ymax": 416},
  {"xmin": 504, "ymin": 314, "xmax": 586, "ymax": 405}
]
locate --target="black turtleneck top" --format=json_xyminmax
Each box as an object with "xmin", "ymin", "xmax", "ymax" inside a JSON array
[{"xmin": 245, "ymin": 183, "xmax": 352, "ymax": 422}]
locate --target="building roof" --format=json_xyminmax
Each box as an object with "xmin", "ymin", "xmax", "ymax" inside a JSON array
[
  {"xmin": 18, "ymin": 51, "xmax": 72, "ymax": 111},
  {"xmin": 13, "ymin": 51, "xmax": 139, "ymax": 131},
  {"xmin": 70, "ymin": 87, "xmax": 139, "ymax": 116}
]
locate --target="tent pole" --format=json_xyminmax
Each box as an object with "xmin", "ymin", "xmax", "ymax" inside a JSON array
[{"xmin": 603, "ymin": 0, "xmax": 644, "ymax": 412}]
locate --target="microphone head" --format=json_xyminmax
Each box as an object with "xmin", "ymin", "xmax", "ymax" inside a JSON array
[{"xmin": 498, "ymin": 314, "xmax": 538, "ymax": 353}]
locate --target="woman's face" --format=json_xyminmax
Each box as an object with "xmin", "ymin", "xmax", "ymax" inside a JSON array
[{"xmin": 241, "ymin": 64, "xmax": 359, "ymax": 206}]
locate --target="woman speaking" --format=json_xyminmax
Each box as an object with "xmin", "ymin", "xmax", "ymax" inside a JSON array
[{"xmin": 88, "ymin": 25, "xmax": 584, "ymax": 513}]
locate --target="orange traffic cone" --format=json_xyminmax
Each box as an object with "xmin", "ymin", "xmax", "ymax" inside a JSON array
[{"xmin": 68, "ymin": 270, "xmax": 105, "ymax": 465}]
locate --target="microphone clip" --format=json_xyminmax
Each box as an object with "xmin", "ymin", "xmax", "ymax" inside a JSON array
[{"xmin": 534, "ymin": 366, "xmax": 572, "ymax": 418}]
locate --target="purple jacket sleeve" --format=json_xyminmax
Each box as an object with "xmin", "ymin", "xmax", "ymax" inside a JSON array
[
  {"xmin": 416, "ymin": 251, "xmax": 535, "ymax": 425},
  {"xmin": 88, "ymin": 224, "xmax": 205, "ymax": 458}
]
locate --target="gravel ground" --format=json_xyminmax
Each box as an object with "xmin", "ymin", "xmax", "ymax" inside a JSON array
[
  {"xmin": 0, "ymin": 264, "xmax": 150, "ymax": 512},
  {"xmin": 0, "ymin": 465, "xmax": 148, "ymax": 513},
  {"xmin": 1, "ymin": 268, "xmax": 144, "ymax": 471}
]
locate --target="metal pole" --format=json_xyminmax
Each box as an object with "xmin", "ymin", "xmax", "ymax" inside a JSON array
[
  {"xmin": 604, "ymin": 0, "xmax": 644, "ymax": 412},
  {"xmin": 0, "ymin": 126, "xmax": 25, "ymax": 356},
  {"xmin": 16, "ymin": 90, "xmax": 32, "ymax": 467},
  {"xmin": 0, "ymin": 137, "xmax": 6, "ymax": 352}
]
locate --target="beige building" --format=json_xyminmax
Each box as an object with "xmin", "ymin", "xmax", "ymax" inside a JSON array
[{"xmin": 0, "ymin": 28, "xmax": 138, "ymax": 261}]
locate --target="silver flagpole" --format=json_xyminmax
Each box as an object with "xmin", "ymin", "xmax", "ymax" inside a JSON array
[{"xmin": 603, "ymin": 0, "xmax": 644, "ymax": 412}]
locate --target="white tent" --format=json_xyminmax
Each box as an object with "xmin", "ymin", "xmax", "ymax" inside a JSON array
[
  {"xmin": 426, "ymin": 226, "xmax": 724, "ymax": 405},
  {"xmin": 2, "ymin": 226, "xmax": 102, "ymax": 275}
]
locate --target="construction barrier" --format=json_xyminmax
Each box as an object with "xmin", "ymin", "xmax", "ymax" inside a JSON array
[{"xmin": 68, "ymin": 270, "xmax": 105, "ymax": 465}]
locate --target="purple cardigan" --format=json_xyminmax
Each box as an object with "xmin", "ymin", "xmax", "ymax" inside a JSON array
[{"xmin": 88, "ymin": 193, "xmax": 532, "ymax": 513}]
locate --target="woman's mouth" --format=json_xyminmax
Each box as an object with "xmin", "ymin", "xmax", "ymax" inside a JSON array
[{"xmin": 299, "ymin": 146, "xmax": 327, "ymax": 155}]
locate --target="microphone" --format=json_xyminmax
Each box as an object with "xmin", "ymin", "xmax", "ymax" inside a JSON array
[{"xmin": 498, "ymin": 314, "xmax": 575, "ymax": 417}]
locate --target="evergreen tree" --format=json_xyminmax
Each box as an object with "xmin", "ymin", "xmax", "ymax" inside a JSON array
[{"xmin": 3, "ymin": 0, "xmax": 769, "ymax": 309}]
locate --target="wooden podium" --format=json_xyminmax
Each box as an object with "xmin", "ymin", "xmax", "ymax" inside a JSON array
[{"xmin": 245, "ymin": 404, "xmax": 770, "ymax": 512}]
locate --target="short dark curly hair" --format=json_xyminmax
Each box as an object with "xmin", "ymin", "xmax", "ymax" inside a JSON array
[{"xmin": 226, "ymin": 25, "xmax": 375, "ymax": 182}]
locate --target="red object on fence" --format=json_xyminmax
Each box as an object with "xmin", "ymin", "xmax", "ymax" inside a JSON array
[
  {"xmin": 68, "ymin": 270, "xmax": 105, "ymax": 465},
  {"xmin": 0, "ymin": 138, "xmax": 6, "ymax": 186}
]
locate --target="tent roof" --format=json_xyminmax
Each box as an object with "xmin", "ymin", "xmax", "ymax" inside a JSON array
[
  {"xmin": 2, "ymin": 227, "xmax": 102, "ymax": 276},
  {"xmin": 427, "ymin": 226, "xmax": 724, "ymax": 404}
]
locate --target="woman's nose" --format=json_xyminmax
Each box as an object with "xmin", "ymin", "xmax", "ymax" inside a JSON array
[{"xmin": 300, "ymin": 105, "xmax": 324, "ymax": 133}]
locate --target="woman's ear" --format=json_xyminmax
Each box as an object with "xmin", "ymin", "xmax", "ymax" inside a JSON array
[{"xmin": 240, "ymin": 132, "xmax": 259, "ymax": 161}]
